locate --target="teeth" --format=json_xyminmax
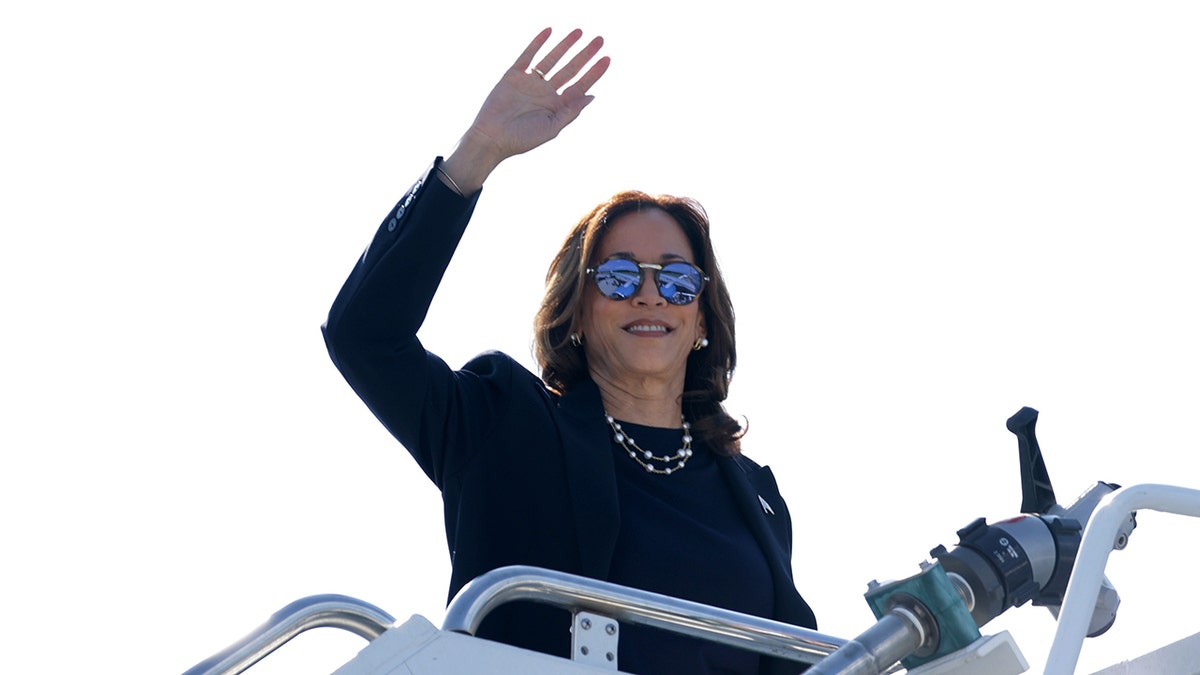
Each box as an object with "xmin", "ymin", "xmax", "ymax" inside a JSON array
[{"xmin": 626, "ymin": 325, "xmax": 668, "ymax": 333}]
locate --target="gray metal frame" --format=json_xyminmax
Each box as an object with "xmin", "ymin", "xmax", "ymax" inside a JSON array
[
  {"xmin": 181, "ymin": 594, "xmax": 395, "ymax": 675},
  {"xmin": 443, "ymin": 565, "xmax": 850, "ymax": 667}
]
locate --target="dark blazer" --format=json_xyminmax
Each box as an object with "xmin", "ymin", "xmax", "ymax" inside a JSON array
[{"xmin": 323, "ymin": 159, "xmax": 816, "ymax": 673}]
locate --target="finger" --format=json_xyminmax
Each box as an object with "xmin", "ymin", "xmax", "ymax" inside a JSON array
[
  {"xmin": 532, "ymin": 28, "xmax": 583, "ymax": 74},
  {"xmin": 558, "ymin": 56, "xmax": 609, "ymax": 124},
  {"xmin": 547, "ymin": 35, "xmax": 605, "ymax": 90},
  {"xmin": 559, "ymin": 93, "xmax": 597, "ymax": 125},
  {"xmin": 562, "ymin": 55, "xmax": 611, "ymax": 99},
  {"xmin": 512, "ymin": 27, "xmax": 553, "ymax": 70}
]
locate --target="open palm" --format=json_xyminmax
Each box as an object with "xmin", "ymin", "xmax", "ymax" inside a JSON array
[{"xmin": 466, "ymin": 29, "xmax": 610, "ymax": 164}]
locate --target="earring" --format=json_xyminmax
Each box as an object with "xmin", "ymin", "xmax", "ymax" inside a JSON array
[
  {"xmin": 692, "ymin": 337, "xmax": 709, "ymax": 351},
  {"xmin": 570, "ymin": 333, "xmax": 583, "ymax": 347}
]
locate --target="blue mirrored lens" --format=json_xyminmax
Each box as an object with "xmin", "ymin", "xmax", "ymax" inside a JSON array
[
  {"xmin": 593, "ymin": 259, "xmax": 642, "ymax": 299},
  {"xmin": 657, "ymin": 263, "xmax": 704, "ymax": 305}
]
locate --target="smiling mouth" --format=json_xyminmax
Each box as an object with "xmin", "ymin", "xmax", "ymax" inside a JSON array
[{"xmin": 625, "ymin": 325, "xmax": 670, "ymax": 335}]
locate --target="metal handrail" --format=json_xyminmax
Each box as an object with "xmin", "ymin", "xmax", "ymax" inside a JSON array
[
  {"xmin": 181, "ymin": 594, "xmax": 396, "ymax": 675},
  {"xmin": 1044, "ymin": 484, "xmax": 1200, "ymax": 674},
  {"xmin": 442, "ymin": 565, "xmax": 848, "ymax": 667}
]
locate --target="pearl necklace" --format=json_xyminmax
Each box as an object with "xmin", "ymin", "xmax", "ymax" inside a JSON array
[{"xmin": 604, "ymin": 413, "xmax": 694, "ymax": 475}]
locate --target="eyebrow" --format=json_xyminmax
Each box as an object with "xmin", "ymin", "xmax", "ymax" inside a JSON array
[{"xmin": 608, "ymin": 251, "xmax": 691, "ymax": 263}]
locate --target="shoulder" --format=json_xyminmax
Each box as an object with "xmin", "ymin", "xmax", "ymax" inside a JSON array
[
  {"xmin": 720, "ymin": 452, "xmax": 785, "ymax": 501},
  {"xmin": 461, "ymin": 350, "xmax": 534, "ymax": 380},
  {"xmin": 461, "ymin": 350, "xmax": 557, "ymax": 403},
  {"xmin": 724, "ymin": 452, "xmax": 766, "ymax": 474}
]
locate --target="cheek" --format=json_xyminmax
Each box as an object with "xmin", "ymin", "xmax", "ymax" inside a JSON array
[
  {"xmin": 579, "ymin": 293, "xmax": 615, "ymax": 341},
  {"xmin": 578, "ymin": 295, "xmax": 598, "ymax": 335}
]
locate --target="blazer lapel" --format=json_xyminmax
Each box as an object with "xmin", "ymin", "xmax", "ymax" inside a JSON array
[
  {"xmin": 719, "ymin": 456, "xmax": 818, "ymax": 630},
  {"xmin": 553, "ymin": 380, "xmax": 621, "ymax": 580},
  {"xmin": 719, "ymin": 457, "xmax": 791, "ymax": 571}
]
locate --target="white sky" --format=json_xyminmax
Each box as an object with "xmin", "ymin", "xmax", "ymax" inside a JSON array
[{"xmin": 3, "ymin": 2, "xmax": 1199, "ymax": 674}]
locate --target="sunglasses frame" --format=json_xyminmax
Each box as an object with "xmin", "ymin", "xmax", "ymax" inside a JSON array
[{"xmin": 585, "ymin": 256, "xmax": 710, "ymax": 306}]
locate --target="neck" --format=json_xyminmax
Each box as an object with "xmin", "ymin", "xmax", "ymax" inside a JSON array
[{"xmin": 590, "ymin": 369, "xmax": 685, "ymax": 428}]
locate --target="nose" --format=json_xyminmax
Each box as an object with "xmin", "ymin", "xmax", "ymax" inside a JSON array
[{"xmin": 632, "ymin": 276, "xmax": 666, "ymax": 306}]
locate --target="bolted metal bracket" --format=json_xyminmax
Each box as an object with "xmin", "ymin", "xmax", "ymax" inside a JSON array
[
  {"xmin": 865, "ymin": 561, "xmax": 981, "ymax": 671},
  {"xmin": 571, "ymin": 610, "xmax": 620, "ymax": 670}
]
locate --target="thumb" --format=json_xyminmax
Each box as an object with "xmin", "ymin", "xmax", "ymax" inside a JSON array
[{"xmin": 562, "ymin": 94, "xmax": 597, "ymax": 121}]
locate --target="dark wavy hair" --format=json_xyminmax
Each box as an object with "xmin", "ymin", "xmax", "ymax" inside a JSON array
[{"xmin": 533, "ymin": 190, "xmax": 744, "ymax": 455}]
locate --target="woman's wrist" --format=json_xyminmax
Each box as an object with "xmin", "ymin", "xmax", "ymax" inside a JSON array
[{"xmin": 441, "ymin": 129, "xmax": 506, "ymax": 195}]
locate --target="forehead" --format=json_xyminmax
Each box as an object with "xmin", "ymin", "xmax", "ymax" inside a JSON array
[{"xmin": 595, "ymin": 208, "xmax": 695, "ymax": 262}]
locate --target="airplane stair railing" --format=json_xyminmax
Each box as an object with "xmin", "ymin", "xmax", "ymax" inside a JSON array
[
  {"xmin": 181, "ymin": 594, "xmax": 396, "ymax": 675},
  {"xmin": 181, "ymin": 567, "xmax": 852, "ymax": 675},
  {"xmin": 442, "ymin": 564, "xmax": 852, "ymax": 669}
]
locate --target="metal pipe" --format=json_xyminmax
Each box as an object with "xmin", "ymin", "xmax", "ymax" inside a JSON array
[
  {"xmin": 1044, "ymin": 484, "xmax": 1200, "ymax": 675},
  {"xmin": 181, "ymin": 594, "xmax": 396, "ymax": 675},
  {"xmin": 442, "ymin": 565, "xmax": 847, "ymax": 666},
  {"xmin": 803, "ymin": 610, "xmax": 923, "ymax": 675}
]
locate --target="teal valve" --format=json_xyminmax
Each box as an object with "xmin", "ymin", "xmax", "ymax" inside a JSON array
[{"xmin": 864, "ymin": 560, "xmax": 981, "ymax": 670}]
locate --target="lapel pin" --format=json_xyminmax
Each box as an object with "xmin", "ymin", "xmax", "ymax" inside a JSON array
[{"xmin": 758, "ymin": 495, "xmax": 775, "ymax": 515}]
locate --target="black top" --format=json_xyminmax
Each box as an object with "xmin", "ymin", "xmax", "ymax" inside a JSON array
[{"xmin": 608, "ymin": 421, "xmax": 774, "ymax": 675}]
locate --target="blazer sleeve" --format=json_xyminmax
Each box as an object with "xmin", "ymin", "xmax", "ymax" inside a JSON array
[{"xmin": 322, "ymin": 159, "xmax": 515, "ymax": 490}]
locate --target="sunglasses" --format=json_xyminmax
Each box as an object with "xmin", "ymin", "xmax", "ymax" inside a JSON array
[{"xmin": 586, "ymin": 256, "xmax": 710, "ymax": 306}]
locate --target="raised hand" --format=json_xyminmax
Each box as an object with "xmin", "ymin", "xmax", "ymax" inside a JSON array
[{"xmin": 442, "ymin": 28, "xmax": 610, "ymax": 194}]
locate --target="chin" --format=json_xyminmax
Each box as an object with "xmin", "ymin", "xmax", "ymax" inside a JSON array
[{"xmin": 614, "ymin": 356, "xmax": 687, "ymax": 380}]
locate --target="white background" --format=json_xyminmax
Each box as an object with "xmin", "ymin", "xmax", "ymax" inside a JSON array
[{"xmin": 3, "ymin": 2, "xmax": 1198, "ymax": 673}]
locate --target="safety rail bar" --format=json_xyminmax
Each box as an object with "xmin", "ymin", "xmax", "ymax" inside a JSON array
[
  {"xmin": 442, "ymin": 565, "xmax": 855, "ymax": 668},
  {"xmin": 1045, "ymin": 483, "xmax": 1200, "ymax": 674},
  {"xmin": 181, "ymin": 594, "xmax": 395, "ymax": 675},
  {"xmin": 177, "ymin": 484, "xmax": 1200, "ymax": 675}
]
